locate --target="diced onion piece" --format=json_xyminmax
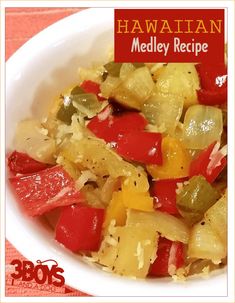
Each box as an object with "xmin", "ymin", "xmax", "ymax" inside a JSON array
[
  {"xmin": 188, "ymin": 221, "xmax": 226, "ymax": 264},
  {"xmin": 155, "ymin": 63, "xmax": 200, "ymax": 108},
  {"xmin": 183, "ymin": 105, "xmax": 223, "ymax": 149},
  {"xmin": 100, "ymin": 76, "xmax": 122, "ymax": 98},
  {"xmin": 127, "ymin": 209, "xmax": 189, "ymax": 244},
  {"xmin": 72, "ymin": 93, "xmax": 102, "ymax": 118},
  {"xmin": 14, "ymin": 119, "xmax": 56, "ymax": 164},
  {"xmin": 119, "ymin": 63, "xmax": 136, "ymax": 81},
  {"xmin": 142, "ymin": 91, "xmax": 184, "ymax": 135},
  {"xmin": 112, "ymin": 66, "xmax": 155, "ymax": 110}
]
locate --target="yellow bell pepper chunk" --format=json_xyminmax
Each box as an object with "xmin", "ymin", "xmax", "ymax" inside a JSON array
[
  {"xmin": 122, "ymin": 185, "xmax": 154, "ymax": 212},
  {"xmin": 147, "ymin": 136, "xmax": 190, "ymax": 179},
  {"xmin": 104, "ymin": 191, "xmax": 127, "ymax": 228}
]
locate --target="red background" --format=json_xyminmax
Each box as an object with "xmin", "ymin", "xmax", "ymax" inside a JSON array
[{"xmin": 115, "ymin": 9, "xmax": 225, "ymax": 63}]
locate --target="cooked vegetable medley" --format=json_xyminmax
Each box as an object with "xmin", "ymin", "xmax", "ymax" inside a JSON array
[{"xmin": 8, "ymin": 58, "xmax": 227, "ymax": 280}]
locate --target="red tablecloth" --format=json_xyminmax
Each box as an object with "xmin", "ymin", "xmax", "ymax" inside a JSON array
[{"xmin": 5, "ymin": 7, "xmax": 90, "ymax": 297}]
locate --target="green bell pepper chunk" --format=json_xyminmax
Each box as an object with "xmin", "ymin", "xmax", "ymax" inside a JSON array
[{"xmin": 176, "ymin": 175, "xmax": 220, "ymax": 225}]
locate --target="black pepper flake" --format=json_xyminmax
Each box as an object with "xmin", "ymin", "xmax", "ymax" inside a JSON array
[
  {"xmin": 181, "ymin": 166, "xmax": 183, "ymax": 169},
  {"xmin": 44, "ymin": 138, "xmax": 49, "ymax": 141},
  {"xmin": 112, "ymin": 266, "xmax": 115, "ymax": 271},
  {"xmin": 201, "ymin": 221, "xmax": 205, "ymax": 226},
  {"xmin": 134, "ymin": 181, "xmax": 137, "ymax": 186},
  {"xmin": 188, "ymin": 71, "xmax": 191, "ymax": 74},
  {"xmin": 117, "ymin": 236, "xmax": 120, "ymax": 243},
  {"xmin": 138, "ymin": 173, "xmax": 141, "ymax": 177},
  {"xmin": 26, "ymin": 137, "xmax": 31, "ymax": 140}
]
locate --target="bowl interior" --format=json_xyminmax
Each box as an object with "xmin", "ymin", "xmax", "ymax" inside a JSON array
[{"xmin": 5, "ymin": 8, "xmax": 227, "ymax": 297}]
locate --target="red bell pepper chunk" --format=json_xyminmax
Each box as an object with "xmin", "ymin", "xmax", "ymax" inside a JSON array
[
  {"xmin": 87, "ymin": 106, "xmax": 148, "ymax": 145},
  {"xmin": 80, "ymin": 80, "xmax": 106, "ymax": 101},
  {"xmin": 149, "ymin": 238, "xmax": 185, "ymax": 277},
  {"xmin": 189, "ymin": 141, "xmax": 227, "ymax": 183},
  {"xmin": 196, "ymin": 63, "xmax": 227, "ymax": 105},
  {"xmin": 196, "ymin": 63, "xmax": 227, "ymax": 90},
  {"xmin": 9, "ymin": 166, "xmax": 85, "ymax": 216},
  {"xmin": 8, "ymin": 151, "xmax": 51, "ymax": 175},
  {"xmin": 116, "ymin": 131, "xmax": 162, "ymax": 165},
  {"xmin": 197, "ymin": 87, "xmax": 227, "ymax": 106},
  {"xmin": 55, "ymin": 204, "xmax": 105, "ymax": 252},
  {"xmin": 151, "ymin": 178, "xmax": 188, "ymax": 215}
]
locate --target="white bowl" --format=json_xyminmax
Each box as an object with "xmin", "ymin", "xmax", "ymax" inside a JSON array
[{"xmin": 6, "ymin": 8, "xmax": 227, "ymax": 297}]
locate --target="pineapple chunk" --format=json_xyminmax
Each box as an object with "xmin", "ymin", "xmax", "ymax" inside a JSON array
[
  {"xmin": 155, "ymin": 63, "xmax": 200, "ymax": 108},
  {"xmin": 188, "ymin": 221, "xmax": 226, "ymax": 264},
  {"xmin": 205, "ymin": 191, "xmax": 227, "ymax": 246},
  {"xmin": 14, "ymin": 119, "xmax": 56, "ymax": 164},
  {"xmin": 95, "ymin": 221, "xmax": 158, "ymax": 278},
  {"xmin": 127, "ymin": 209, "xmax": 189, "ymax": 244},
  {"xmin": 112, "ymin": 67, "xmax": 155, "ymax": 110},
  {"xmin": 113, "ymin": 225, "xmax": 158, "ymax": 278}
]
